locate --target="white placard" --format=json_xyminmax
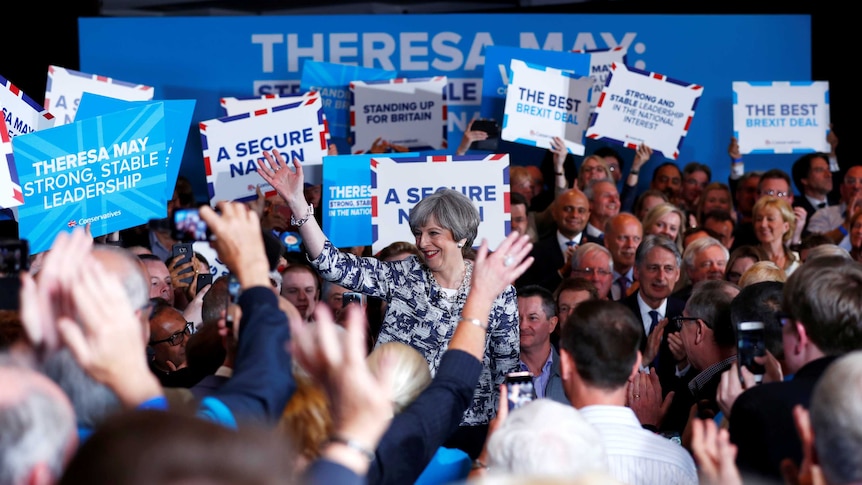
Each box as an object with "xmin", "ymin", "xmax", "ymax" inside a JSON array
[
  {"xmin": 501, "ymin": 59, "xmax": 593, "ymax": 156},
  {"xmin": 586, "ymin": 63, "xmax": 703, "ymax": 160},
  {"xmin": 220, "ymin": 91, "xmax": 317, "ymax": 117},
  {"xmin": 572, "ymin": 46, "xmax": 628, "ymax": 108},
  {"xmin": 44, "ymin": 65, "xmax": 154, "ymax": 126},
  {"xmin": 0, "ymin": 74, "xmax": 55, "ymax": 138},
  {"xmin": 350, "ymin": 77, "xmax": 447, "ymax": 153},
  {"xmin": 200, "ymin": 96, "xmax": 328, "ymax": 204},
  {"xmin": 732, "ymin": 81, "xmax": 830, "ymax": 154},
  {"xmin": 370, "ymin": 154, "xmax": 509, "ymax": 254}
]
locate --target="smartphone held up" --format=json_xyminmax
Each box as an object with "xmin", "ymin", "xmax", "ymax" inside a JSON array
[{"xmin": 737, "ymin": 321, "xmax": 766, "ymax": 384}]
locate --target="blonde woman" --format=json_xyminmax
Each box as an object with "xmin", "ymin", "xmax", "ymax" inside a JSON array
[
  {"xmin": 752, "ymin": 196, "xmax": 800, "ymax": 276},
  {"xmin": 642, "ymin": 202, "xmax": 686, "ymax": 254}
]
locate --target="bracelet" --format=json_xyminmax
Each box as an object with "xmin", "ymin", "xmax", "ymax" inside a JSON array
[
  {"xmin": 290, "ymin": 204, "xmax": 314, "ymax": 227},
  {"xmin": 629, "ymin": 169, "xmax": 639, "ymax": 175},
  {"xmin": 459, "ymin": 317, "xmax": 488, "ymax": 330},
  {"xmin": 472, "ymin": 459, "xmax": 489, "ymax": 470},
  {"xmin": 327, "ymin": 435, "xmax": 375, "ymax": 462}
]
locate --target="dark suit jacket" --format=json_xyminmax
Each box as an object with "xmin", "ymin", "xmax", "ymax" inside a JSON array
[
  {"xmin": 516, "ymin": 232, "xmax": 601, "ymax": 293},
  {"xmin": 189, "ymin": 374, "xmax": 230, "ymax": 402},
  {"xmin": 730, "ymin": 356, "xmax": 838, "ymax": 483},
  {"xmin": 619, "ymin": 292, "xmax": 686, "ymax": 395}
]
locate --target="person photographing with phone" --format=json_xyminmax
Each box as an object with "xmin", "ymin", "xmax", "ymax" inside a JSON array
[{"xmin": 257, "ymin": 149, "xmax": 522, "ymax": 458}]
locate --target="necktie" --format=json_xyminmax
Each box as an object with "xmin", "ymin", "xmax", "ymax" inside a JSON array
[
  {"xmin": 616, "ymin": 276, "xmax": 630, "ymax": 296},
  {"xmin": 648, "ymin": 310, "xmax": 660, "ymax": 336},
  {"xmin": 566, "ymin": 240, "xmax": 577, "ymax": 248}
]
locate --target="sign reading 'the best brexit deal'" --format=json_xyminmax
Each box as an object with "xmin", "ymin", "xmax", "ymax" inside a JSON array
[{"xmin": 12, "ymin": 103, "xmax": 169, "ymax": 253}]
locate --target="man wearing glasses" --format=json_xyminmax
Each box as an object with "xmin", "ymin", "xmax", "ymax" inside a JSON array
[
  {"xmin": 148, "ymin": 299, "xmax": 197, "ymax": 388},
  {"xmin": 570, "ymin": 243, "xmax": 614, "ymax": 300}
]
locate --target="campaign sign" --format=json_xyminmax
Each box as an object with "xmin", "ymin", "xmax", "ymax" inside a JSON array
[
  {"xmin": 0, "ymin": 117, "xmax": 23, "ymax": 208},
  {"xmin": 481, "ymin": 46, "xmax": 591, "ymax": 125},
  {"xmin": 301, "ymin": 61, "xmax": 397, "ymax": 145},
  {"xmin": 571, "ymin": 47, "xmax": 628, "ymax": 107},
  {"xmin": 12, "ymin": 103, "xmax": 169, "ymax": 254},
  {"xmin": 501, "ymin": 59, "xmax": 593, "ymax": 156},
  {"xmin": 44, "ymin": 65, "xmax": 155, "ymax": 126},
  {"xmin": 76, "ymin": 93, "xmax": 196, "ymax": 202},
  {"xmin": 0, "ymin": 74, "xmax": 56, "ymax": 138},
  {"xmin": 350, "ymin": 76, "xmax": 447, "ymax": 153},
  {"xmin": 201, "ymin": 96, "xmax": 328, "ymax": 204},
  {"xmin": 370, "ymin": 154, "xmax": 509, "ymax": 254},
  {"xmin": 322, "ymin": 152, "xmax": 418, "ymax": 248},
  {"xmin": 586, "ymin": 63, "xmax": 703, "ymax": 160},
  {"xmin": 220, "ymin": 92, "xmax": 317, "ymax": 117},
  {"xmin": 732, "ymin": 81, "xmax": 830, "ymax": 154}
]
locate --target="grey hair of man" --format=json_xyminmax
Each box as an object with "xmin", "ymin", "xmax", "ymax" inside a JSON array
[
  {"xmin": 635, "ymin": 233, "xmax": 682, "ymax": 269},
  {"xmin": 783, "ymin": 257, "xmax": 862, "ymax": 355},
  {"xmin": 685, "ymin": 280, "xmax": 740, "ymax": 348},
  {"xmin": 0, "ymin": 361, "xmax": 76, "ymax": 485},
  {"xmin": 805, "ymin": 244, "xmax": 851, "ymax": 262},
  {"xmin": 570, "ymin": 242, "xmax": 614, "ymax": 273},
  {"xmin": 408, "ymin": 188, "xmax": 480, "ymax": 254},
  {"xmin": 810, "ymin": 351, "xmax": 862, "ymax": 485},
  {"xmin": 92, "ymin": 244, "xmax": 150, "ymax": 311},
  {"xmin": 583, "ymin": 177, "xmax": 616, "ymax": 201},
  {"xmin": 682, "ymin": 236, "xmax": 729, "ymax": 273},
  {"xmin": 486, "ymin": 399, "xmax": 609, "ymax": 479},
  {"xmin": 42, "ymin": 349, "xmax": 121, "ymax": 432}
]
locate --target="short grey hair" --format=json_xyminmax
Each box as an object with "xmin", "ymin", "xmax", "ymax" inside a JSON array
[
  {"xmin": 682, "ymin": 236, "xmax": 728, "ymax": 272},
  {"xmin": 571, "ymin": 242, "xmax": 614, "ymax": 273},
  {"xmin": 0, "ymin": 365, "xmax": 76, "ymax": 485},
  {"xmin": 635, "ymin": 234, "xmax": 682, "ymax": 269},
  {"xmin": 93, "ymin": 245, "xmax": 150, "ymax": 310},
  {"xmin": 487, "ymin": 399, "xmax": 608, "ymax": 478},
  {"xmin": 583, "ymin": 177, "xmax": 616, "ymax": 201},
  {"xmin": 408, "ymin": 189, "xmax": 480, "ymax": 252},
  {"xmin": 811, "ymin": 351, "xmax": 862, "ymax": 485}
]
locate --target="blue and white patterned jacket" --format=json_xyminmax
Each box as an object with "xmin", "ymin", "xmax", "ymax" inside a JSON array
[{"xmin": 310, "ymin": 240, "xmax": 520, "ymax": 425}]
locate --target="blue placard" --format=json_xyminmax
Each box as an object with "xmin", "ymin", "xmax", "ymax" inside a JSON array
[
  {"xmin": 480, "ymin": 46, "xmax": 591, "ymax": 124},
  {"xmin": 322, "ymin": 152, "xmax": 418, "ymax": 247},
  {"xmin": 76, "ymin": 93, "xmax": 195, "ymax": 201},
  {"xmin": 12, "ymin": 103, "xmax": 168, "ymax": 254},
  {"xmin": 300, "ymin": 61, "xmax": 397, "ymax": 153}
]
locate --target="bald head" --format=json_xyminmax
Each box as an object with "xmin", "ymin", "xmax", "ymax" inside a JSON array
[{"xmin": 604, "ymin": 213, "xmax": 643, "ymax": 273}]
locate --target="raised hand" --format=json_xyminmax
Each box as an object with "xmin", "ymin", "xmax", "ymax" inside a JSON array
[
  {"xmin": 257, "ymin": 149, "xmax": 305, "ymax": 209},
  {"xmin": 690, "ymin": 417, "xmax": 743, "ymax": 485},
  {"xmin": 628, "ymin": 367, "xmax": 673, "ymax": 428}
]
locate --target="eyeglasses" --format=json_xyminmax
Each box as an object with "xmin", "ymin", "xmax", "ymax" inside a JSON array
[
  {"xmin": 572, "ymin": 267, "xmax": 612, "ymax": 277},
  {"xmin": 672, "ymin": 316, "xmax": 701, "ymax": 330},
  {"xmin": 149, "ymin": 322, "xmax": 193, "ymax": 347},
  {"xmin": 759, "ymin": 189, "xmax": 790, "ymax": 198}
]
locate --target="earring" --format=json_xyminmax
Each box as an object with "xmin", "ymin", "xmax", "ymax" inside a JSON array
[{"xmin": 457, "ymin": 242, "xmax": 464, "ymax": 248}]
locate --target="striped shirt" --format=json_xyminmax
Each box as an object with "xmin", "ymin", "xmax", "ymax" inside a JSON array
[{"xmin": 579, "ymin": 405, "xmax": 698, "ymax": 485}]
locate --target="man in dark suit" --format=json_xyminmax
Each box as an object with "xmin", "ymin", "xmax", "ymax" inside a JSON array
[
  {"xmin": 730, "ymin": 256, "xmax": 862, "ymax": 483},
  {"xmin": 791, "ymin": 152, "xmax": 838, "ymax": 237},
  {"xmin": 518, "ymin": 188, "xmax": 600, "ymax": 293},
  {"xmin": 619, "ymin": 235, "xmax": 685, "ymax": 393}
]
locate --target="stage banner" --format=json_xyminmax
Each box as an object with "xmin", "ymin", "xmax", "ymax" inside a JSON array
[
  {"xmin": 0, "ymin": 117, "xmax": 23, "ymax": 208},
  {"xmin": 321, "ymin": 152, "xmax": 418, "ymax": 248},
  {"xmin": 732, "ymin": 81, "xmax": 830, "ymax": 154},
  {"xmin": 76, "ymin": 93, "xmax": 196, "ymax": 201},
  {"xmin": 501, "ymin": 59, "xmax": 593, "ymax": 156},
  {"xmin": 571, "ymin": 47, "xmax": 628, "ymax": 107},
  {"xmin": 586, "ymin": 62, "xmax": 703, "ymax": 160},
  {"xmin": 79, "ymin": 14, "xmax": 813, "ymax": 199},
  {"xmin": 370, "ymin": 154, "xmax": 509, "ymax": 254},
  {"xmin": 481, "ymin": 46, "xmax": 591, "ymax": 125},
  {"xmin": 300, "ymin": 61, "xmax": 397, "ymax": 150},
  {"xmin": 350, "ymin": 76, "xmax": 447, "ymax": 153},
  {"xmin": 45, "ymin": 65, "xmax": 154, "ymax": 126},
  {"xmin": 200, "ymin": 96, "xmax": 328, "ymax": 204},
  {"xmin": 12, "ymin": 103, "xmax": 168, "ymax": 254},
  {"xmin": 0, "ymin": 74, "xmax": 56, "ymax": 138}
]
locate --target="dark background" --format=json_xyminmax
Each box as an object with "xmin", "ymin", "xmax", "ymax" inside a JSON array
[{"xmin": 4, "ymin": 1, "xmax": 852, "ymax": 150}]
